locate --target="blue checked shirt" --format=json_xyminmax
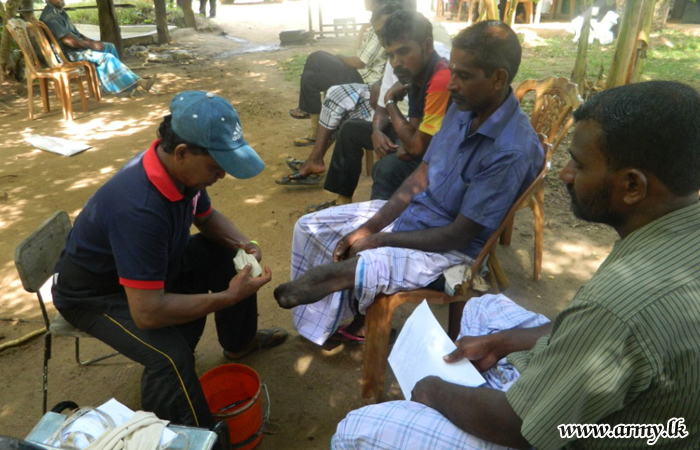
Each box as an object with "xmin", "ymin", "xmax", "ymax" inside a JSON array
[{"xmin": 393, "ymin": 91, "xmax": 544, "ymax": 259}]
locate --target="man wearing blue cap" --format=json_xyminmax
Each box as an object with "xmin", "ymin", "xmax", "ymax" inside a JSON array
[{"xmin": 51, "ymin": 91, "xmax": 287, "ymax": 428}]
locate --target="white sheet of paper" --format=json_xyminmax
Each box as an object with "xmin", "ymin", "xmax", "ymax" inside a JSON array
[
  {"xmin": 25, "ymin": 134, "xmax": 90, "ymax": 157},
  {"xmin": 53, "ymin": 398, "xmax": 176, "ymax": 449},
  {"xmin": 388, "ymin": 300, "xmax": 486, "ymax": 400}
]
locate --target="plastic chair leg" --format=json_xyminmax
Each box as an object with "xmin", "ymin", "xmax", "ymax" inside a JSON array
[
  {"xmin": 499, "ymin": 216, "xmax": 515, "ymax": 246},
  {"xmin": 365, "ymin": 149, "xmax": 374, "ymax": 176},
  {"xmin": 76, "ymin": 77, "xmax": 88, "ymax": 113}
]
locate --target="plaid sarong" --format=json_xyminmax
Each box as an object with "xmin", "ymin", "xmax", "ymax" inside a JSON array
[
  {"xmin": 68, "ymin": 43, "xmax": 139, "ymax": 94},
  {"xmin": 331, "ymin": 294, "xmax": 550, "ymax": 449},
  {"xmin": 319, "ymin": 83, "xmax": 373, "ymax": 130},
  {"xmin": 290, "ymin": 200, "xmax": 472, "ymax": 345}
]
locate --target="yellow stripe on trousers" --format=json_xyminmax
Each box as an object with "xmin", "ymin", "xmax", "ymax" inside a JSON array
[{"xmin": 103, "ymin": 313, "xmax": 200, "ymax": 426}]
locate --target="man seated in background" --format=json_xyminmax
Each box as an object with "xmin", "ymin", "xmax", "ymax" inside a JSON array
[
  {"xmin": 274, "ymin": 21, "xmax": 543, "ymax": 345},
  {"xmin": 333, "ymin": 80, "xmax": 700, "ymax": 450},
  {"xmin": 40, "ymin": 0, "xmax": 156, "ymax": 95},
  {"xmin": 300, "ymin": 10, "xmax": 452, "ymax": 213}
]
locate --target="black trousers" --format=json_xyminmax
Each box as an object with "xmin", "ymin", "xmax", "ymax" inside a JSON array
[
  {"xmin": 199, "ymin": 0, "xmax": 215, "ymax": 16},
  {"xmin": 57, "ymin": 234, "xmax": 257, "ymax": 429},
  {"xmin": 370, "ymin": 153, "xmax": 421, "ymax": 201},
  {"xmin": 299, "ymin": 51, "xmax": 364, "ymax": 115}
]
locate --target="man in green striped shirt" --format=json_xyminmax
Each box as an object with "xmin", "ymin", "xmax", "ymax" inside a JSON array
[{"xmin": 332, "ymin": 81, "xmax": 700, "ymax": 449}]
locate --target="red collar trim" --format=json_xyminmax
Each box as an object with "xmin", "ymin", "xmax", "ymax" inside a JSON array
[{"xmin": 143, "ymin": 139, "xmax": 183, "ymax": 202}]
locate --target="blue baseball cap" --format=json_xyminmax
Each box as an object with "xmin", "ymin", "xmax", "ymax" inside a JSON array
[{"xmin": 170, "ymin": 91, "xmax": 265, "ymax": 179}]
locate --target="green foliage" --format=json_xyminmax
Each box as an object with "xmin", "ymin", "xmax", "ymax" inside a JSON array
[
  {"xmin": 63, "ymin": 0, "xmax": 184, "ymax": 26},
  {"xmin": 513, "ymin": 31, "xmax": 700, "ymax": 92},
  {"xmin": 278, "ymin": 53, "xmax": 306, "ymax": 82}
]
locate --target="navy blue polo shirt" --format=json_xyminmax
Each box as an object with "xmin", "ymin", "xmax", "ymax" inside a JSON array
[{"xmin": 54, "ymin": 140, "xmax": 212, "ymax": 305}]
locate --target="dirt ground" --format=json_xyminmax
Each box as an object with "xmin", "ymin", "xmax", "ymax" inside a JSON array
[{"xmin": 0, "ymin": 4, "xmax": 621, "ymax": 448}]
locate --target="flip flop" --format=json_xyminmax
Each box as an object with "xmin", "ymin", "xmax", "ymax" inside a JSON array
[
  {"xmin": 329, "ymin": 325, "xmax": 398, "ymax": 345},
  {"xmin": 223, "ymin": 327, "xmax": 288, "ymax": 360},
  {"xmin": 285, "ymin": 156, "xmax": 305, "ymax": 172},
  {"xmin": 289, "ymin": 108, "xmax": 310, "ymax": 120},
  {"xmin": 294, "ymin": 136, "xmax": 316, "ymax": 147},
  {"xmin": 275, "ymin": 172, "xmax": 321, "ymax": 186},
  {"xmin": 305, "ymin": 200, "xmax": 337, "ymax": 214}
]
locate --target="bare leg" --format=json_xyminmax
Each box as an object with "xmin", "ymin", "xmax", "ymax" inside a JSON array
[
  {"xmin": 297, "ymin": 125, "xmax": 335, "ymax": 177},
  {"xmin": 274, "ymin": 257, "xmax": 359, "ymax": 309}
]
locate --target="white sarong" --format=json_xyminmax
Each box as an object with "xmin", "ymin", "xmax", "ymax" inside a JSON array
[
  {"xmin": 331, "ymin": 294, "xmax": 550, "ymax": 449},
  {"xmin": 291, "ymin": 200, "xmax": 472, "ymax": 345}
]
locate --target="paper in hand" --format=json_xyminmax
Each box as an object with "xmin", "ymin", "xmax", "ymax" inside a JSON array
[
  {"xmin": 389, "ymin": 300, "xmax": 486, "ymax": 399},
  {"xmin": 233, "ymin": 248, "xmax": 263, "ymax": 277}
]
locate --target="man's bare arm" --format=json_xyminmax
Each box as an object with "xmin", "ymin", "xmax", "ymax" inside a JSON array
[
  {"xmin": 60, "ymin": 34, "xmax": 103, "ymax": 51},
  {"xmin": 195, "ymin": 209, "xmax": 260, "ymax": 261},
  {"xmin": 412, "ymin": 378, "xmax": 531, "ymax": 449},
  {"xmin": 335, "ymin": 54, "xmax": 366, "ymax": 69},
  {"xmin": 124, "ymin": 264, "xmax": 271, "ymax": 329}
]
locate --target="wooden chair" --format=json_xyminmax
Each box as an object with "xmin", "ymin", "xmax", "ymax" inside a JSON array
[
  {"xmin": 6, "ymin": 19, "xmax": 88, "ymax": 121},
  {"xmin": 31, "ymin": 19, "xmax": 101, "ymax": 103},
  {"xmin": 361, "ymin": 135, "xmax": 552, "ymax": 402},
  {"xmin": 14, "ymin": 211, "xmax": 119, "ymax": 414},
  {"xmin": 499, "ymin": 77, "xmax": 583, "ymax": 281}
]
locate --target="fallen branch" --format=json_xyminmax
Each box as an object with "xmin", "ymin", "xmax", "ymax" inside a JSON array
[{"xmin": 0, "ymin": 327, "xmax": 45, "ymax": 352}]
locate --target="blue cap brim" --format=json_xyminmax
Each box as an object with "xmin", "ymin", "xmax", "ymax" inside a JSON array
[{"xmin": 208, "ymin": 142, "xmax": 265, "ymax": 179}]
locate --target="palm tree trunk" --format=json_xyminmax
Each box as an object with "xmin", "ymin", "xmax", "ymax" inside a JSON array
[
  {"xmin": 181, "ymin": 0, "xmax": 198, "ymax": 29},
  {"xmin": 632, "ymin": 0, "xmax": 657, "ymax": 82},
  {"xmin": 606, "ymin": 0, "xmax": 643, "ymax": 88}
]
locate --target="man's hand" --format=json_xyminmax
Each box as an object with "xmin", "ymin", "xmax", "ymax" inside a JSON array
[
  {"xmin": 384, "ymin": 81, "xmax": 410, "ymax": 104},
  {"xmin": 89, "ymin": 40, "xmax": 105, "ymax": 51},
  {"xmin": 411, "ymin": 375, "xmax": 443, "ymax": 409},
  {"xmin": 241, "ymin": 241, "xmax": 262, "ymax": 262},
  {"xmin": 333, "ymin": 227, "xmax": 373, "ymax": 262},
  {"xmin": 226, "ymin": 264, "xmax": 272, "ymax": 303},
  {"xmin": 444, "ymin": 334, "xmax": 504, "ymax": 372},
  {"xmin": 372, "ymin": 130, "xmax": 398, "ymax": 158},
  {"xmin": 347, "ymin": 232, "xmax": 386, "ymax": 258}
]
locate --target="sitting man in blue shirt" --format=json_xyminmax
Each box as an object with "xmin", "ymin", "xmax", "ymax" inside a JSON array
[
  {"xmin": 52, "ymin": 91, "xmax": 287, "ymax": 428},
  {"xmin": 274, "ymin": 21, "xmax": 544, "ymax": 345},
  {"xmin": 40, "ymin": 0, "xmax": 156, "ymax": 95}
]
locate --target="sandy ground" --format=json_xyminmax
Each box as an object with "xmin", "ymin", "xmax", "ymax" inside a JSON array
[{"xmin": 0, "ymin": 3, "xmax": 621, "ymax": 447}]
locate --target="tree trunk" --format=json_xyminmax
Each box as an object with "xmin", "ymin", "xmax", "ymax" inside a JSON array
[
  {"xmin": 652, "ymin": 0, "xmax": 673, "ymax": 30},
  {"xmin": 96, "ymin": 0, "xmax": 123, "ymax": 57},
  {"xmin": 181, "ymin": 0, "xmax": 198, "ymax": 29},
  {"xmin": 0, "ymin": 0, "xmax": 21, "ymax": 79},
  {"xmin": 571, "ymin": 0, "xmax": 594, "ymax": 91},
  {"xmin": 154, "ymin": 0, "xmax": 170, "ymax": 44},
  {"xmin": 606, "ymin": 0, "xmax": 644, "ymax": 88}
]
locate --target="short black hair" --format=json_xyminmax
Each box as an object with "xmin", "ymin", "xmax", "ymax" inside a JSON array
[
  {"xmin": 573, "ymin": 81, "xmax": 700, "ymax": 196},
  {"xmin": 158, "ymin": 115, "xmax": 208, "ymax": 155},
  {"xmin": 452, "ymin": 20, "xmax": 521, "ymax": 84},
  {"xmin": 379, "ymin": 10, "xmax": 432, "ymax": 48},
  {"xmin": 371, "ymin": 1, "xmax": 402, "ymax": 23}
]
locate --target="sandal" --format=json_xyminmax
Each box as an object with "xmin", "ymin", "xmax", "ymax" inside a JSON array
[
  {"xmin": 275, "ymin": 172, "xmax": 321, "ymax": 186},
  {"xmin": 328, "ymin": 325, "xmax": 398, "ymax": 345},
  {"xmin": 285, "ymin": 156, "xmax": 305, "ymax": 172},
  {"xmin": 293, "ymin": 136, "xmax": 316, "ymax": 147},
  {"xmin": 223, "ymin": 328, "xmax": 288, "ymax": 360},
  {"xmin": 289, "ymin": 108, "xmax": 310, "ymax": 120},
  {"xmin": 305, "ymin": 200, "xmax": 337, "ymax": 213}
]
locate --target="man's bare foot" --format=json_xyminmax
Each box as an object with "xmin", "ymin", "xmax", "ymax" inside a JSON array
[{"xmin": 297, "ymin": 159, "xmax": 326, "ymax": 178}]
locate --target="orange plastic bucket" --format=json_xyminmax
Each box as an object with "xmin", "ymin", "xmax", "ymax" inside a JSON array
[{"xmin": 200, "ymin": 364, "xmax": 268, "ymax": 450}]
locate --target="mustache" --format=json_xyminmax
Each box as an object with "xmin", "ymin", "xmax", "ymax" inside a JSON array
[
  {"xmin": 450, "ymin": 93, "xmax": 467, "ymax": 103},
  {"xmin": 394, "ymin": 68, "xmax": 410, "ymax": 78}
]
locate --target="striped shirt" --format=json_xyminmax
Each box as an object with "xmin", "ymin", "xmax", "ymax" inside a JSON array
[
  {"xmin": 506, "ymin": 202, "xmax": 700, "ymax": 449},
  {"xmin": 356, "ymin": 28, "xmax": 386, "ymax": 84}
]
